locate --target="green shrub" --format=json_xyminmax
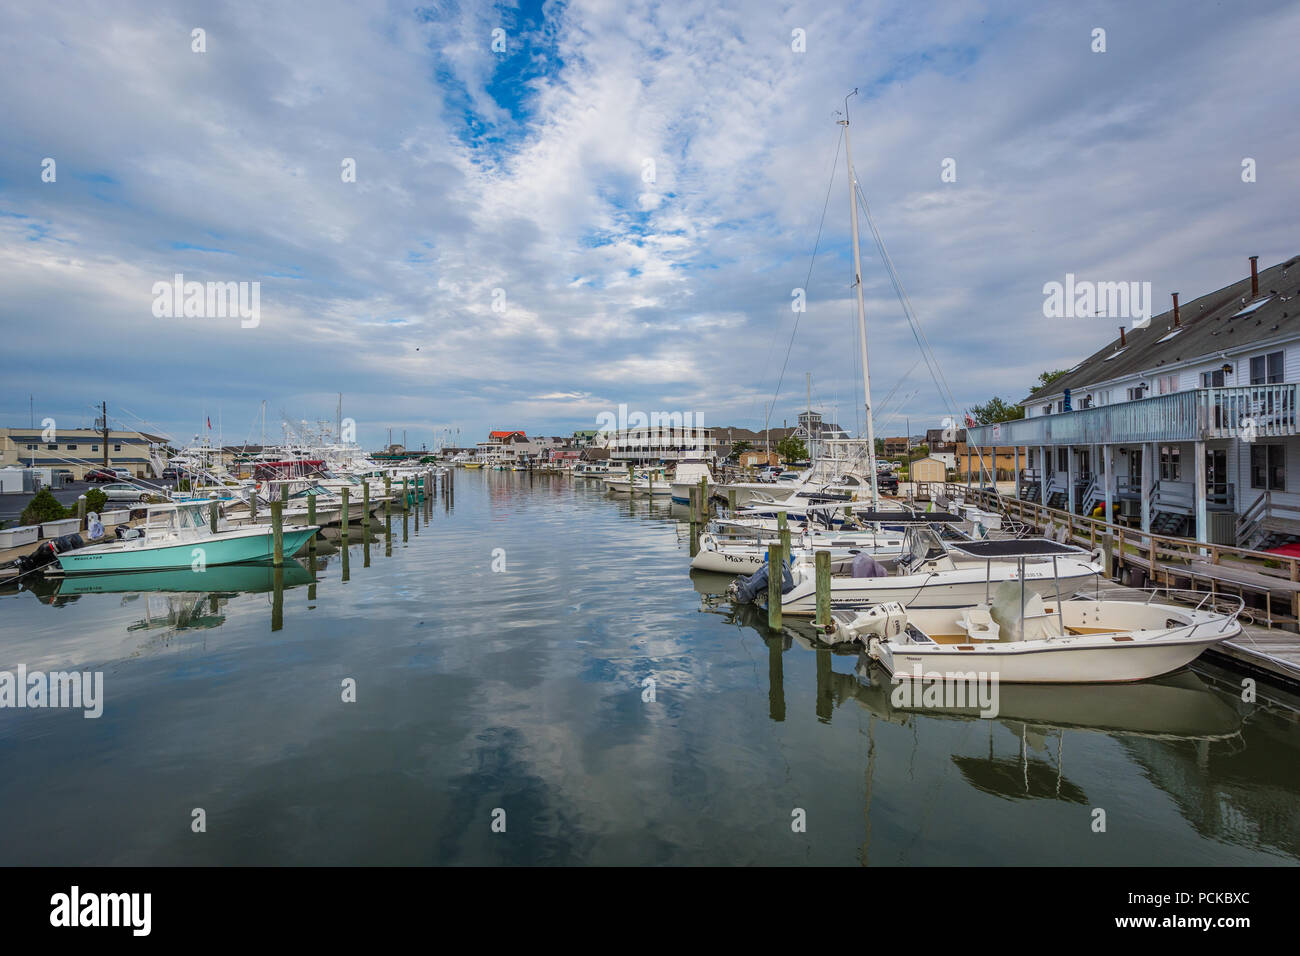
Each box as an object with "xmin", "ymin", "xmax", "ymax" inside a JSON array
[
  {"xmin": 20, "ymin": 488, "xmax": 69, "ymax": 526},
  {"xmin": 84, "ymin": 488, "xmax": 107, "ymax": 514}
]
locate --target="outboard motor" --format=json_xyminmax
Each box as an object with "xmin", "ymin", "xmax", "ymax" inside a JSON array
[
  {"xmin": 726, "ymin": 558, "xmax": 796, "ymax": 604},
  {"xmin": 12, "ymin": 532, "xmax": 85, "ymax": 575}
]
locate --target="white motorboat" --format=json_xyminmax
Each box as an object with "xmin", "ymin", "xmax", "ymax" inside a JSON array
[
  {"xmin": 604, "ymin": 467, "xmax": 672, "ymax": 495},
  {"xmin": 820, "ymin": 581, "xmax": 1243, "ymax": 684},
  {"xmin": 668, "ymin": 461, "xmax": 717, "ymax": 504},
  {"xmin": 691, "ymin": 528, "xmax": 907, "ymax": 574},
  {"xmin": 691, "ymin": 509, "xmax": 968, "ymax": 574},
  {"xmin": 759, "ymin": 530, "xmax": 1102, "ymax": 615}
]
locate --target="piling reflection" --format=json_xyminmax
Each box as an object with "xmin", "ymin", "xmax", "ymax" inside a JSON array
[{"xmin": 702, "ymin": 568, "xmax": 1300, "ymax": 857}]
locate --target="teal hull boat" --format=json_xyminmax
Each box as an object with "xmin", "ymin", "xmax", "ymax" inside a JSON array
[
  {"xmin": 56, "ymin": 527, "xmax": 317, "ymax": 575},
  {"xmin": 55, "ymin": 501, "xmax": 317, "ymax": 576}
]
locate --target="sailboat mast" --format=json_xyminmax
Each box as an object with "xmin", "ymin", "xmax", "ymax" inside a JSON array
[{"xmin": 839, "ymin": 91, "xmax": 880, "ymax": 509}]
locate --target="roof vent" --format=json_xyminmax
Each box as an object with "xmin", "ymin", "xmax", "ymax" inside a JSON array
[
  {"xmin": 1172, "ymin": 292, "xmax": 1180, "ymax": 327},
  {"xmin": 1250, "ymin": 255, "xmax": 1260, "ymax": 299}
]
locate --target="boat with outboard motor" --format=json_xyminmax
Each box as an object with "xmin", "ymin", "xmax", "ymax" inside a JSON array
[
  {"xmin": 747, "ymin": 528, "xmax": 1102, "ymax": 615},
  {"xmin": 50, "ymin": 501, "xmax": 318, "ymax": 575},
  {"xmin": 815, "ymin": 542, "xmax": 1240, "ymax": 682}
]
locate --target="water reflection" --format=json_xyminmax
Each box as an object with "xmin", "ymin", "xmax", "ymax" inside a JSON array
[{"xmin": 697, "ymin": 564, "xmax": 1300, "ymax": 862}]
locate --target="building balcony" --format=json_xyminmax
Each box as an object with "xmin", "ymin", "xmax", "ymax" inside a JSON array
[{"xmin": 966, "ymin": 385, "xmax": 1298, "ymax": 447}]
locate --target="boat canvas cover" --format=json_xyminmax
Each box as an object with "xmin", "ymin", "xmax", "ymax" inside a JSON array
[
  {"xmin": 946, "ymin": 539, "xmax": 1090, "ymax": 559},
  {"xmin": 851, "ymin": 553, "xmax": 889, "ymax": 577}
]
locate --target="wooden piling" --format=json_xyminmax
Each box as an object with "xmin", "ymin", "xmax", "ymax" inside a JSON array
[
  {"xmin": 402, "ymin": 477, "xmax": 409, "ymax": 512},
  {"xmin": 814, "ymin": 550, "xmax": 831, "ymax": 628},
  {"xmin": 77, "ymin": 496, "xmax": 86, "ymax": 531},
  {"xmin": 270, "ymin": 500, "xmax": 284, "ymax": 567},
  {"xmin": 767, "ymin": 544, "xmax": 783, "ymax": 629},
  {"xmin": 209, "ymin": 496, "xmax": 218, "ymax": 534},
  {"xmin": 341, "ymin": 487, "xmax": 350, "ymax": 532},
  {"xmin": 728, "ymin": 488, "xmax": 736, "ymax": 511},
  {"xmin": 362, "ymin": 482, "xmax": 370, "ymax": 529}
]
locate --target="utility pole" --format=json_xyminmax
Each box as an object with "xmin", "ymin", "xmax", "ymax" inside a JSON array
[{"xmin": 102, "ymin": 400, "xmax": 109, "ymax": 468}]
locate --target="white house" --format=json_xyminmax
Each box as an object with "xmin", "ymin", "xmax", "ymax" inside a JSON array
[{"xmin": 966, "ymin": 254, "xmax": 1300, "ymax": 548}]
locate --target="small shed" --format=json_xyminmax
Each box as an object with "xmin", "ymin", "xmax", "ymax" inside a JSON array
[{"xmin": 909, "ymin": 456, "xmax": 947, "ymax": 484}]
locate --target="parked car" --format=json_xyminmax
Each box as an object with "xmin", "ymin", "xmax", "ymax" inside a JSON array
[
  {"xmin": 876, "ymin": 472, "xmax": 900, "ymax": 494},
  {"xmin": 100, "ymin": 482, "xmax": 152, "ymax": 502},
  {"xmin": 85, "ymin": 468, "xmax": 117, "ymax": 482},
  {"xmin": 161, "ymin": 467, "xmax": 181, "ymax": 481}
]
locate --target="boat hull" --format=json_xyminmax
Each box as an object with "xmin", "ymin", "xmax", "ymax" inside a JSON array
[
  {"xmin": 771, "ymin": 561, "xmax": 1101, "ymax": 615},
  {"xmin": 876, "ymin": 633, "xmax": 1231, "ymax": 684},
  {"xmin": 55, "ymin": 528, "xmax": 317, "ymax": 574}
]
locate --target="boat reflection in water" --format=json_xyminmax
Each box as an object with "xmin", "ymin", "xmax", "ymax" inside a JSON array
[
  {"xmin": 698, "ymin": 568, "xmax": 1300, "ymax": 860},
  {"xmin": 41, "ymin": 560, "xmax": 315, "ymax": 639}
]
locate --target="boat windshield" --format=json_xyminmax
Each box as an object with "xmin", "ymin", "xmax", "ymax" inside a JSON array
[{"xmin": 907, "ymin": 526, "xmax": 946, "ymax": 563}]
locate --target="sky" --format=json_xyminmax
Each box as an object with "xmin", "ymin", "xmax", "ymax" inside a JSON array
[{"xmin": 1, "ymin": 0, "xmax": 1297, "ymax": 451}]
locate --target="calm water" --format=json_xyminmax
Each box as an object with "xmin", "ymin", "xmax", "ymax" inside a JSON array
[{"xmin": 2, "ymin": 472, "xmax": 1298, "ymax": 865}]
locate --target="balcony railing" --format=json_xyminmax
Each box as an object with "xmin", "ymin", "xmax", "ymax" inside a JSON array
[{"xmin": 967, "ymin": 385, "xmax": 1298, "ymax": 447}]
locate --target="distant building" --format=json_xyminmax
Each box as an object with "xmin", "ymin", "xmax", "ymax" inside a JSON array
[
  {"xmin": 0, "ymin": 426, "xmax": 168, "ymax": 479},
  {"xmin": 713, "ymin": 425, "xmax": 796, "ymax": 460},
  {"xmin": 477, "ymin": 430, "xmax": 529, "ymax": 464},
  {"xmin": 882, "ymin": 436, "xmax": 910, "ymax": 458},
  {"xmin": 603, "ymin": 424, "xmax": 716, "ymax": 464},
  {"xmin": 793, "ymin": 410, "xmax": 849, "ymax": 460}
]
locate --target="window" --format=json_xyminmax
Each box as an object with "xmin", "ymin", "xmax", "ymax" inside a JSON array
[
  {"xmin": 1251, "ymin": 444, "xmax": 1285, "ymax": 491},
  {"xmin": 91, "ymin": 445, "xmax": 98, "ymax": 452},
  {"xmin": 1096, "ymin": 389, "xmax": 1111, "ymax": 406},
  {"xmin": 25, "ymin": 444, "xmax": 36, "ymax": 451},
  {"xmin": 1201, "ymin": 369, "xmax": 1225, "ymax": 388},
  {"xmin": 114, "ymin": 444, "xmax": 122, "ymax": 452},
  {"xmin": 1159, "ymin": 445, "xmax": 1182, "ymax": 481},
  {"xmin": 46, "ymin": 443, "xmax": 57, "ymax": 450},
  {"xmin": 1057, "ymin": 448, "xmax": 1068, "ymax": 472},
  {"xmin": 1250, "ymin": 351, "xmax": 1283, "ymax": 385},
  {"xmin": 1126, "ymin": 386, "xmax": 1146, "ymax": 401},
  {"xmin": 66, "ymin": 444, "xmax": 77, "ymax": 450},
  {"xmin": 1157, "ymin": 375, "xmax": 1178, "ymax": 394}
]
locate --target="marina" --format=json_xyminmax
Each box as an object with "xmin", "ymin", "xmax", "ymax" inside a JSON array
[
  {"xmin": 3, "ymin": 0, "xmax": 1299, "ymax": 905},
  {"xmin": 3, "ymin": 468, "xmax": 1299, "ymax": 866}
]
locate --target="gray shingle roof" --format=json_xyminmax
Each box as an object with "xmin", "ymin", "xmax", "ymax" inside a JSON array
[{"xmin": 1025, "ymin": 255, "xmax": 1300, "ymax": 404}]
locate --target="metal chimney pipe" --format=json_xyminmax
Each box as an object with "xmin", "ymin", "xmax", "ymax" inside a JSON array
[
  {"xmin": 1118, "ymin": 326, "xmax": 1127, "ymax": 347},
  {"xmin": 1172, "ymin": 292, "xmax": 1180, "ymax": 326},
  {"xmin": 1250, "ymin": 256, "xmax": 1259, "ymax": 298}
]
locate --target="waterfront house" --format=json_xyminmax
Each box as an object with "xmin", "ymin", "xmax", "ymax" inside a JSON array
[{"xmin": 965, "ymin": 254, "xmax": 1300, "ymax": 547}]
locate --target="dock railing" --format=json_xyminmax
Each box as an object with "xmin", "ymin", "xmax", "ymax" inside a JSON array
[{"xmin": 942, "ymin": 482, "xmax": 1300, "ymax": 629}]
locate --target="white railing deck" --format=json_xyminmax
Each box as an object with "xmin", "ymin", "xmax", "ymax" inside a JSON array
[{"xmin": 969, "ymin": 385, "xmax": 1298, "ymax": 446}]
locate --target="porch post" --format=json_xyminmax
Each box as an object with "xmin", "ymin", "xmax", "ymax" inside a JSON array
[
  {"xmin": 1103, "ymin": 443, "xmax": 1114, "ymax": 524},
  {"xmin": 1194, "ymin": 439, "xmax": 1208, "ymax": 544},
  {"xmin": 966, "ymin": 444, "xmax": 972, "ymax": 488},
  {"xmin": 1039, "ymin": 446, "xmax": 1049, "ymax": 505},
  {"xmin": 1014, "ymin": 445, "xmax": 1020, "ymax": 498},
  {"xmin": 1140, "ymin": 441, "xmax": 1153, "ymax": 533},
  {"xmin": 1066, "ymin": 446, "xmax": 1076, "ymax": 514},
  {"xmin": 1090, "ymin": 442, "xmax": 1099, "ymax": 516}
]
